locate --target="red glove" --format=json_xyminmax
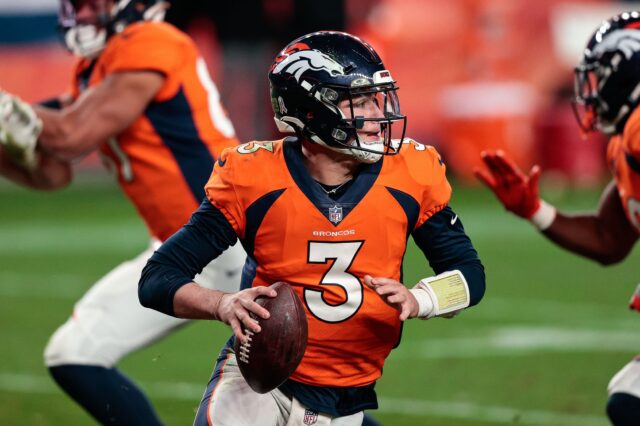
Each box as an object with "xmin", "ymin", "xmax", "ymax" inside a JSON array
[{"xmin": 474, "ymin": 150, "xmax": 541, "ymax": 219}]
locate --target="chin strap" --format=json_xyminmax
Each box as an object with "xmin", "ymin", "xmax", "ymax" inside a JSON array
[{"xmin": 310, "ymin": 133, "xmax": 384, "ymax": 164}]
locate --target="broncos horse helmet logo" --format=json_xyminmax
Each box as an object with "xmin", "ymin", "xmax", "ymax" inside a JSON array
[
  {"xmin": 272, "ymin": 48, "xmax": 345, "ymax": 82},
  {"xmin": 593, "ymin": 29, "xmax": 640, "ymax": 61}
]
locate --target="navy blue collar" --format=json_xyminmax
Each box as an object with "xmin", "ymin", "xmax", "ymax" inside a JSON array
[{"xmin": 283, "ymin": 138, "xmax": 382, "ymax": 226}]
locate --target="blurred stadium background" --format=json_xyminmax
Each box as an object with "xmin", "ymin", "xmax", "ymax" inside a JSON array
[{"xmin": 1, "ymin": 0, "xmax": 639, "ymax": 425}]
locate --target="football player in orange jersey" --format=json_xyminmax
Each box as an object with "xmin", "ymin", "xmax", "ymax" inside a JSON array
[
  {"xmin": 139, "ymin": 30, "xmax": 486, "ymax": 425},
  {"xmin": 0, "ymin": 0, "xmax": 246, "ymax": 424},
  {"xmin": 475, "ymin": 12, "xmax": 640, "ymax": 426}
]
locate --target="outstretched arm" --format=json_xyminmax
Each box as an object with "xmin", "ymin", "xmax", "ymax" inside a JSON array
[
  {"xmin": 475, "ymin": 150, "xmax": 638, "ymax": 265},
  {"xmin": 35, "ymin": 71, "xmax": 164, "ymax": 160},
  {"xmin": 544, "ymin": 182, "xmax": 637, "ymax": 264},
  {"xmin": 0, "ymin": 71, "xmax": 162, "ymax": 183},
  {"xmin": 0, "ymin": 144, "xmax": 72, "ymax": 190}
]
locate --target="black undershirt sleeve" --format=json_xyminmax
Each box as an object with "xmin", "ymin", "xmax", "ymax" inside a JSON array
[
  {"xmin": 411, "ymin": 206, "xmax": 485, "ymax": 306},
  {"xmin": 138, "ymin": 198, "xmax": 238, "ymax": 316}
]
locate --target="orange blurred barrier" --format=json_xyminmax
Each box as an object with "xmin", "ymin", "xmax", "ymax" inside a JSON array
[
  {"xmin": 438, "ymin": 81, "xmax": 537, "ymax": 182},
  {"xmin": 0, "ymin": 44, "xmax": 75, "ymax": 102}
]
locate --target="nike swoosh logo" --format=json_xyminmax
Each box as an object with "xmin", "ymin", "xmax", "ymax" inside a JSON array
[
  {"xmin": 217, "ymin": 157, "xmax": 227, "ymax": 167},
  {"xmin": 450, "ymin": 215, "xmax": 458, "ymax": 225}
]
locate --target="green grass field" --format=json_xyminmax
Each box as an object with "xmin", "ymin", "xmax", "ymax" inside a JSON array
[{"xmin": 0, "ymin": 175, "xmax": 638, "ymax": 425}]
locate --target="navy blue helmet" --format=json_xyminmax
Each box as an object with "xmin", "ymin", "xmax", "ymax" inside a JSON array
[
  {"xmin": 268, "ymin": 31, "xmax": 407, "ymax": 163},
  {"xmin": 574, "ymin": 11, "xmax": 640, "ymax": 135}
]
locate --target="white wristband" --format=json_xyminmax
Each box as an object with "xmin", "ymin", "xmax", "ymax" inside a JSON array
[
  {"xmin": 529, "ymin": 200, "xmax": 556, "ymax": 231},
  {"xmin": 412, "ymin": 270, "xmax": 470, "ymax": 319},
  {"xmin": 409, "ymin": 288, "xmax": 435, "ymax": 318}
]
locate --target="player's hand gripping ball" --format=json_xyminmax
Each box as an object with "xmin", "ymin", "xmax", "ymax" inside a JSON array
[{"xmin": 233, "ymin": 281, "xmax": 308, "ymax": 393}]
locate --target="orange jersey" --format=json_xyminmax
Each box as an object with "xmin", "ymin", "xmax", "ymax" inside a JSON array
[
  {"xmin": 608, "ymin": 107, "xmax": 640, "ymax": 233},
  {"xmin": 205, "ymin": 138, "xmax": 451, "ymax": 387},
  {"xmin": 71, "ymin": 21, "xmax": 239, "ymax": 241}
]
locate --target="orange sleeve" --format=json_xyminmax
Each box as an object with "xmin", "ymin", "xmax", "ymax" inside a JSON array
[
  {"xmin": 204, "ymin": 148, "xmax": 246, "ymax": 238},
  {"xmin": 624, "ymin": 108, "xmax": 640, "ymax": 159},
  {"xmin": 411, "ymin": 142, "xmax": 452, "ymax": 228},
  {"xmin": 101, "ymin": 24, "xmax": 185, "ymax": 78}
]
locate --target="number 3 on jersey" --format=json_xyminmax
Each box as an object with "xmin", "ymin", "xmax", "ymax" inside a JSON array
[{"xmin": 305, "ymin": 241, "xmax": 364, "ymax": 323}]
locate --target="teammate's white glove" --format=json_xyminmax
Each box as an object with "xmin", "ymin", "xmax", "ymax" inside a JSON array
[{"xmin": 0, "ymin": 91, "xmax": 42, "ymax": 170}]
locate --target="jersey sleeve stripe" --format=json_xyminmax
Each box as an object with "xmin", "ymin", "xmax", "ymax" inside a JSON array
[
  {"xmin": 145, "ymin": 86, "xmax": 214, "ymax": 202},
  {"xmin": 625, "ymin": 151, "xmax": 640, "ymax": 175},
  {"xmin": 385, "ymin": 186, "xmax": 420, "ymax": 239},
  {"xmin": 243, "ymin": 188, "xmax": 287, "ymax": 256}
]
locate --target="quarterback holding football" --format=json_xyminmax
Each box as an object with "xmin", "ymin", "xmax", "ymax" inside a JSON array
[{"xmin": 139, "ymin": 30, "xmax": 486, "ymax": 425}]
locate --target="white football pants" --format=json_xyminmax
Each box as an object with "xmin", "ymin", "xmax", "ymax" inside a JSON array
[
  {"xmin": 196, "ymin": 353, "xmax": 364, "ymax": 426},
  {"xmin": 44, "ymin": 240, "xmax": 246, "ymax": 367},
  {"xmin": 609, "ymin": 357, "xmax": 640, "ymax": 398}
]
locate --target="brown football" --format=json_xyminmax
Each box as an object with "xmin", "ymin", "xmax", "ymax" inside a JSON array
[{"xmin": 233, "ymin": 281, "xmax": 308, "ymax": 393}]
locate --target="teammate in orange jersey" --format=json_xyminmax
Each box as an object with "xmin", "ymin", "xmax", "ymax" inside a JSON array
[
  {"xmin": 475, "ymin": 12, "xmax": 640, "ymax": 426},
  {"xmin": 0, "ymin": 0, "xmax": 245, "ymax": 424},
  {"xmin": 139, "ymin": 30, "xmax": 486, "ymax": 425}
]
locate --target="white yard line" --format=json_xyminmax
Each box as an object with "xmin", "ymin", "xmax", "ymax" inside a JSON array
[
  {"xmin": 0, "ymin": 273, "xmax": 89, "ymax": 299},
  {"xmin": 0, "ymin": 372, "xmax": 606, "ymax": 425},
  {"xmin": 0, "ymin": 223, "xmax": 144, "ymax": 254},
  {"xmin": 392, "ymin": 326, "xmax": 639, "ymax": 359},
  {"xmin": 377, "ymin": 396, "xmax": 607, "ymax": 426}
]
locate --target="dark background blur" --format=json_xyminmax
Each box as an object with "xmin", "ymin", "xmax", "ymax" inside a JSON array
[
  {"xmin": 1, "ymin": 0, "xmax": 636, "ymax": 185},
  {"xmin": 167, "ymin": 0, "xmax": 345, "ymax": 45}
]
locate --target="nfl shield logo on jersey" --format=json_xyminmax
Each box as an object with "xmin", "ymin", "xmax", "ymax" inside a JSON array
[
  {"xmin": 329, "ymin": 205, "xmax": 343, "ymax": 224},
  {"xmin": 303, "ymin": 409, "xmax": 318, "ymax": 425}
]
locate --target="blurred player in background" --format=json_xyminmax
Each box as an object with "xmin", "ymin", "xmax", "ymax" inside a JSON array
[
  {"xmin": 139, "ymin": 30, "xmax": 486, "ymax": 425},
  {"xmin": 475, "ymin": 11, "xmax": 640, "ymax": 426},
  {"xmin": 0, "ymin": 0, "xmax": 246, "ymax": 424}
]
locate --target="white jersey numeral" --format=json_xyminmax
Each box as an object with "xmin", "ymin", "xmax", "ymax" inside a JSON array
[
  {"xmin": 195, "ymin": 58, "xmax": 236, "ymax": 138},
  {"xmin": 304, "ymin": 241, "xmax": 364, "ymax": 323},
  {"xmin": 106, "ymin": 138, "xmax": 134, "ymax": 182}
]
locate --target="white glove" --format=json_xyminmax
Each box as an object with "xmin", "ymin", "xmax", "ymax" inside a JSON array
[{"xmin": 0, "ymin": 91, "xmax": 42, "ymax": 170}]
